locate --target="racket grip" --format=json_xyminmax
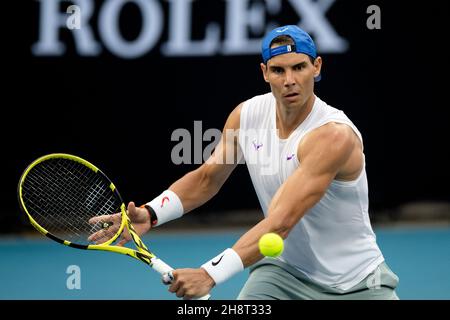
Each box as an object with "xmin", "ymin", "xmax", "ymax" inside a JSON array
[
  {"xmin": 151, "ymin": 258, "xmax": 211, "ymax": 300},
  {"xmin": 151, "ymin": 257, "xmax": 174, "ymax": 275},
  {"xmin": 197, "ymin": 293, "xmax": 211, "ymax": 300}
]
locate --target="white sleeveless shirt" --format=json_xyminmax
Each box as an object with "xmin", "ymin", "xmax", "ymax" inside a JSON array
[{"xmin": 238, "ymin": 93, "xmax": 384, "ymax": 290}]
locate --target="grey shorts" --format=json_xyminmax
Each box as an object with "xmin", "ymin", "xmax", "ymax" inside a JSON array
[{"xmin": 237, "ymin": 259, "xmax": 399, "ymax": 300}]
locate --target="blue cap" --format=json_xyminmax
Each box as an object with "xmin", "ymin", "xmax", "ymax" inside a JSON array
[{"xmin": 261, "ymin": 25, "xmax": 321, "ymax": 81}]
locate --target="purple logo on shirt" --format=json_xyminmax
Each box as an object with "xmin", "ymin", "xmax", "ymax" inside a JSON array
[
  {"xmin": 252, "ymin": 140, "xmax": 263, "ymax": 151},
  {"xmin": 287, "ymin": 153, "xmax": 295, "ymax": 160}
]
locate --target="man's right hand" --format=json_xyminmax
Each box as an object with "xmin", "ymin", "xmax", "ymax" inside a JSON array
[{"xmin": 88, "ymin": 201, "xmax": 152, "ymax": 246}]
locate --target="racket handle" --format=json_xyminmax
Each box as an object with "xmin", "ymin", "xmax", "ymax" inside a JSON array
[
  {"xmin": 151, "ymin": 258, "xmax": 211, "ymax": 300},
  {"xmin": 197, "ymin": 293, "xmax": 211, "ymax": 300},
  {"xmin": 151, "ymin": 257, "xmax": 174, "ymax": 275}
]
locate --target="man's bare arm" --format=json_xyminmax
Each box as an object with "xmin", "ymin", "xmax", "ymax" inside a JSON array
[{"xmin": 232, "ymin": 123, "xmax": 360, "ymax": 267}]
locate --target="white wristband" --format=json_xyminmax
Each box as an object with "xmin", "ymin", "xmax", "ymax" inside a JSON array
[
  {"xmin": 201, "ymin": 248, "xmax": 244, "ymax": 285},
  {"xmin": 146, "ymin": 190, "xmax": 184, "ymax": 226}
]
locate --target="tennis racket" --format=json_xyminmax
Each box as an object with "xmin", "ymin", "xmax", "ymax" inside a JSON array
[{"xmin": 17, "ymin": 153, "xmax": 210, "ymax": 300}]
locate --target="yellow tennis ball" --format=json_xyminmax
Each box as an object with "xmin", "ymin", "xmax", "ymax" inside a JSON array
[{"xmin": 258, "ymin": 233, "xmax": 284, "ymax": 257}]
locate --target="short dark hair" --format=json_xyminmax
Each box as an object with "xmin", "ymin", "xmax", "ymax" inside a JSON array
[{"xmin": 269, "ymin": 35, "xmax": 316, "ymax": 65}]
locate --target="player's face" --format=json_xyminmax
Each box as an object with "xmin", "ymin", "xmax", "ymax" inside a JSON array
[{"xmin": 261, "ymin": 53, "xmax": 321, "ymax": 109}]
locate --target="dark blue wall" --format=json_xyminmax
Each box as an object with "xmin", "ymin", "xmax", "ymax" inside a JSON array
[{"xmin": 2, "ymin": 0, "xmax": 448, "ymax": 231}]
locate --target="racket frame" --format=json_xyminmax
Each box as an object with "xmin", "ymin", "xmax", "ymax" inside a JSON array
[
  {"xmin": 18, "ymin": 153, "xmax": 210, "ymax": 299},
  {"xmin": 19, "ymin": 154, "xmax": 158, "ymax": 266}
]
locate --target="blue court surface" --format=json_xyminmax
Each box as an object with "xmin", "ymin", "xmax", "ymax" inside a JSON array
[{"xmin": 1, "ymin": 226, "xmax": 449, "ymax": 300}]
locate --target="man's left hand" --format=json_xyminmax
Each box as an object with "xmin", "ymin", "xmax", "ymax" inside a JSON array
[{"xmin": 166, "ymin": 268, "xmax": 215, "ymax": 299}]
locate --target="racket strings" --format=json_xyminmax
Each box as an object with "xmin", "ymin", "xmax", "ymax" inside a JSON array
[
  {"xmin": 22, "ymin": 158, "xmax": 122, "ymax": 245},
  {"xmin": 26, "ymin": 161, "xmax": 99, "ymax": 236}
]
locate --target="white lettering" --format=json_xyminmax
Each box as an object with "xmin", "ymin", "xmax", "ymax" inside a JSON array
[
  {"xmin": 66, "ymin": 5, "xmax": 81, "ymax": 30},
  {"xmin": 99, "ymin": 0, "xmax": 163, "ymax": 58},
  {"xmin": 288, "ymin": 0, "xmax": 348, "ymax": 53},
  {"xmin": 162, "ymin": 0, "xmax": 220, "ymax": 56},
  {"xmin": 178, "ymin": 305, "xmax": 211, "ymax": 317},
  {"xmin": 32, "ymin": 0, "xmax": 349, "ymax": 58},
  {"xmin": 32, "ymin": 0, "xmax": 101, "ymax": 56},
  {"xmin": 171, "ymin": 128, "xmax": 191, "ymax": 165},
  {"xmin": 66, "ymin": 265, "xmax": 81, "ymax": 290},
  {"xmin": 366, "ymin": 5, "xmax": 381, "ymax": 30},
  {"xmin": 222, "ymin": 0, "xmax": 266, "ymax": 54}
]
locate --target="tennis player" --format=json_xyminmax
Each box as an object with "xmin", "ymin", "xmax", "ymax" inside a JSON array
[{"xmin": 125, "ymin": 25, "xmax": 399, "ymax": 300}]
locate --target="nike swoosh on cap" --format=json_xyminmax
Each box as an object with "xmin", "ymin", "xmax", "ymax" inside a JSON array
[{"xmin": 277, "ymin": 27, "xmax": 289, "ymax": 32}]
